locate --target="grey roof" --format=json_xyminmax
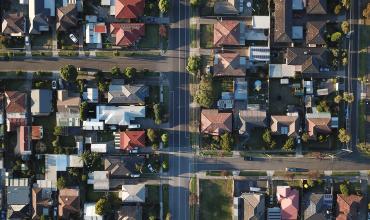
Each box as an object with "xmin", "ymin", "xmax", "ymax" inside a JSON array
[
  {"xmin": 7, "ymin": 186, "xmax": 30, "ymax": 205},
  {"xmin": 241, "ymin": 193, "xmax": 265, "ymax": 220},
  {"xmin": 239, "ymin": 105, "xmax": 267, "ymax": 134},
  {"xmin": 2, "ymin": 13, "xmax": 25, "ymax": 35},
  {"xmin": 108, "ymin": 84, "xmax": 149, "ymax": 104},
  {"xmin": 117, "ymin": 205, "xmax": 142, "ymax": 220},
  {"xmin": 104, "ymin": 156, "xmax": 145, "ymax": 178},
  {"xmin": 286, "ymin": 47, "xmax": 328, "ymax": 73},
  {"xmin": 31, "ymin": 89, "xmax": 53, "ymax": 115},
  {"xmin": 303, "ymin": 193, "xmax": 332, "ymax": 220},
  {"xmin": 29, "ymin": 13, "xmax": 49, "ymax": 34},
  {"xmin": 56, "ymin": 4, "xmax": 78, "ymax": 32}
]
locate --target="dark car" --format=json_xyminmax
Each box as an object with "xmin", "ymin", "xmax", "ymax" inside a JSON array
[
  {"xmin": 244, "ymin": 156, "xmax": 253, "ymax": 161},
  {"xmin": 285, "ymin": 167, "xmax": 308, "ymax": 172}
]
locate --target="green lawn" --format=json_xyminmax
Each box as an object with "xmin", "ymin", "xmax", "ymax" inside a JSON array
[
  {"xmin": 199, "ymin": 179, "xmax": 233, "ymax": 220},
  {"xmin": 190, "ymin": 24, "xmax": 197, "ymax": 48},
  {"xmin": 139, "ymin": 25, "xmax": 160, "ymax": 49},
  {"xmin": 213, "ymin": 78, "xmax": 234, "ymax": 99},
  {"xmin": 31, "ymin": 31, "xmax": 52, "ymax": 49},
  {"xmin": 143, "ymin": 185, "xmax": 160, "ymax": 220},
  {"xmin": 359, "ymin": 53, "xmax": 368, "ymax": 77},
  {"xmin": 200, "ymin": 24, "xmax": 214, "ymax": 49},
  {"xmin": 358, "ymin": 101, "xmax": 366, "ymax": 142},
  {"xmin": 245, "ymin": 128, "xmax": 266, "ymax": 150},
  {"xmin": 269, "ymin": 79, "xmax": 302, "ymax": 115},
  {"xmin": 359, "ymin": 24, "xmax": 370, "ymax": 51}
]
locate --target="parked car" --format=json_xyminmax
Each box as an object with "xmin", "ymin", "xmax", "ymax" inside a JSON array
[
  {"xmin": 128, "ymin": 124, "xmax": 140, "ymax": 129},
  {"xmin": 129, "ymin": 148, "xmax": 139, "ymax": 154},
  {"xmin": 25, "ymin": 36, "xmax": 30, "ymax": 46},
  {"xmin": 285, "ymin": 167, "xmax": 308, "ymax": 172},
  {"xmin": 243, "ymin": 156, "xmax": 253, "ymax": 161},
  {"xmin": 51, "ymin": 80, "xmax": 57, "ymax": 90},
  {"xmin": 130, "ymin": 174, "xmax": 140, "ymax": 178},
  {"xmin": 69, "ymin": 33, "xmax": 78, "ymax": 43},
  {"xmin": 58, "ymin": 78, "xmax": 64, "ymax": 89},
  {"xmin": 147, "ymin": 164, "xmax": 156, "ymax": 173}
]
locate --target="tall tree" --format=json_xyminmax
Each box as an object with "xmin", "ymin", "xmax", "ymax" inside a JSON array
[
  {"xmin": 194, "ymin": 74, "xmax": 214, "ymax": 108},
  {"xmin": 60, "ymin": 65, "xmax": 77, "ymax": 82}
]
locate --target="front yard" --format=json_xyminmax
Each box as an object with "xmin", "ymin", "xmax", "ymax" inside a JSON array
[
  {"xmin": 143, "ymin": 185, "xmax": 160, "ymax": 220},
  {"xmin": 138, "ymin": 25, "xmax": 160, "ymax": 49},
  {"xmin": 200, "ymin": 24, "xmax": 213, "ymax": 49},
  {"xmin": 199, "ymin": 179, "xmax": 233, "ymax": 220}
]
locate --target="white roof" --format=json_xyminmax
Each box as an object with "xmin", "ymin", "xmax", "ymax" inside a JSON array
[
  {"xmin": 101, "ymin": 0, "xmax": 112, "ymax": 5},
  {"xmin": 84, "ymin": 203, "xmax": 103, "ymax": 220},
  {"xmin": 252, "ymin": 16, "xmax": 270, "ymax": 29},
  {"xmin": 249, "ymin": 46, "xmax": 270, "ymax": 61},
  {"xmin": 91, "ymin": 144, "xmax": 107, "ymax": 153},
  {"xmin": 269, "ymin": 64, "xmax": 296, "ymax": 78},
  {"xmin": 85, "ymin": 23, "xmax": 103, "ymax": 44},
  {"xmin": 83, "ymin": 119, "xmax": 104, "ymax": 130},
  {"xmin": 96, "ymin": 105, "xmax": 145, "ymax": 126}
]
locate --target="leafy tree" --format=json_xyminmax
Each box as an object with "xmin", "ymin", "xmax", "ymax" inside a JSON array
[
  {"xmin": 363, "ymin": 3, "xmax": 370, "ymax": 18},
  {"xmin": 81, "ymin": 151, "xmax": 101, "ymax": 170},
  {"xmin": 68, "ymin": 168, "xmax": 79, "ymax": 177},
  {"xmin": 220, "ymin": 132, "xmax": 233, "ymax": 152},
  {"xmin": 262, "ymin": 129, "xmax": 272, "ymax": 144},
  {"xmin": 165, "ymin": 213, "xmax": 172, "ymax": 220},
  {"xmin": 80, "ymin": 101, "xmax": 88, "ymax": 121},
  {"xmin": 342, "ymin": 57, "xmax": 348, "ymax": 65},
  {"xmin": 54, "ymin": 126, "xmax": 63, "ymax": 136},
  {"xmin": 77, "ymin": 79, "xmax": 85, "ymax": 93},
  {"xmin": 338, "ymin": 128, "xmax": 351, "ymax": 143},
  {"xmin": 124, "ymin": 67, "xmax": 136, "ymax": 79},
  {"xmin": 331, "ymin": 48, "xmax": 340, "ymax": 57},
  {"xmin": 147, "ymin": 128, "xmax": 157, "ymax": 143},
  {"xmin": 283, "ymin": 137, "xmax": 295, "ymax": 151},
  {"xmin": 162, "ymin": 160, "xmax": 168, "ymax": 169},
  {"xmin": 194, "ymin": 74, "xmax": 214, "ymax": 108},
  {"xmin": 317, "ymin": 100, "xmax": 330, "ymax": 112},
  {"xmin": 302, "ymin": 133, "xmax": 309, "ymax": 142},
  {"xmin": 269, "ymin": 140, "xmax": 277, "ymax": 149},
  {"xmin": 81, "ymin": 174, "xmax": 87, "ymax": 182},
  {"xmin": 331, "ymin": 32, "xmax": 342, "ymax": 42},
  {"xmin": 111, "ymin": 66, "xmax": 122, "ymax": 78},
  {"xmin": 149, "ymin": 216, "xmax": 156, "ymax": 220},
  {"xmin": 340, "ymin": 183, "xmax": 349, "ymax": 196},
  {"xmin": 343, "ymin": 92, "xmax": 354, "ymax": 103},
  {"xmin": 334, "ymin": 4, "xmax": 342, "ymax": 14},
  {"xmin": 60, "ymin": 64, "xmax": 78, "ymax": 82},
  {"xmin": 190, "ymin": 0, "xmax": 201, "ymax": 7},
  {"xmin": 341, "ymin": 0, "xmax": 350, "ymax": 9},
  {"xmin": 95, "ymin": 197, "xmax": 110, "ymax": 215},
  {"xmin": 161, "ymin": 133, "xmax": 169, "ymax": 146},
  {"xmin": 334, "ymin": 95, "xmax": 342, "ymax": 103},
  {"xmin": 57, "ymin": 177, "xmax": 66, "ymax": 190},
  {"xmin": 159, "ymin": 0, "xmax": 169, "ymax": 13},
  {"xmin": 153, "ymin": 103, "xmax": 162, "ymax": 125},
  {"xmin": 186, "ymin": 56, "xmax": 201, "ymax": 75},
  {"xmin": 307, "ymin": 179, "xmax": 315, "ymax": 187},
  {"xmin": 98, "ymin": 81, "xmax": 109, "ymax": 92},
  {"xmin": 357, "ymin": 142, "xmax": 370, "ymax": 156},
  {"xmin": 341, "ymin": 21, "xmax": 350, "ymax": 34}
]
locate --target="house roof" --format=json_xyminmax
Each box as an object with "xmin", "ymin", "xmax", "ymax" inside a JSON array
[
  {"xmin": 104, "ymin": 156, "xmax": 144, "ymax": 177},
  {"xmin": 306, "ymin": 21, "xmax": 326, "ymax": 45},
  {"xmin": 214, "ymin": 20, "xmax": 241, "ymax": 46},
  {"xmin": 271, "ymin": 115, "xmax": 299, "ymax": 136},
  {"xmin": 19, "ymin": 126, "xmax": 32, "ymax": 155},
  {"xmin": 84, "ymin": 203, "xmax": 103, "ymax": 220},
  {"xmin": 94, "ymin": 23, "xmax": 107, "ymax": 33},
  {"xmin": 119, "ymin": 130, "xmax": 146, "ymax": 150},
  {"xmin": 32, "ymin": 187, "xmax": 52, "ymax": 219},
  {"xmin": 58, "ymin": 188, "xmax": 80, "ymax": 218},
  {"xmin": 274, "ymin": 0, "xmax": 292, "ymax": 43},
  {"xmin": 241, "ymin": 193, "xmax": 265, "ymax": 220},
  {"xmin": 7, "ymin": 186, "xmax": 30, "ymax": 205},
  {"xmin": 336, "ymin": 194, "xmax": 363, "ymax": 220},
  {"xmin": 31, "ymin": 126, "xmax": 43, "ymax": 140},
  {"xmin": 213, "ymin": 52, "xmax": 245, "ymax": 77},
  {"xmin": 239, "ymin": 105, "xmax": 267, "ymax": 134},
  {"xmin": 5, "ymin": 91, "xmax": 27, "ymax": 113},
  {"xmin": 304, "ymin": 193, "xmax": 333, "ymax": 220},
  {"xmin": 306, "ymin": 0, "xmax": 327, "ymax": 14},
  {"xmin": 93, "ymin": 171, "xmax": 110, "ymax": 190},
  {"xmin": 120, "ymin": 184, "xmax": 146, "ymax": 203},
  {"xmin": 57, "ymin": 90, "xmax": 81, "ymax": 113},
  {"xmin": 116, "ymin": 205, "xmax": 142, "ymax": 220},
  {"xmin": 214, "ymin": 1, "xmax": 238, "ymax": 15},
  {"xmin": 201, "ymin": 109, "xmax": 232, "ymax": 135},
  {"xmin": 276, "ymin": 186, "xmax": 299, "ymax": 220},
  {"xmin": 31, "ymin": 89, "xmax": 53, "ymax": 115},
  {"xmin": 306, "ymin": 113, "xmax": 332, "ymax": 138},
  {"xmin": 110, "ymin": 23, "xmax": 145, "ymax": 46},
  {"xmin": 56, "ymin": 4, "xmax": 78, "ymax": 31},
  {"xmin": 108, "ymin": 84, "xmax": 149, "ymax": 104},
  {"xmin": 115, "ymin": 0, "xmax": 145, "ymax": 19},
  {"xmin": 96, "ymin": 105, "xmax": 146, "ymax": 126},
  {"xmin": 2, "ymin": 13, "xmax": 25, "ymax": 35},
  {"xmin": 286, "ymin": 47, "xmax": 328, "ymax": 74}
]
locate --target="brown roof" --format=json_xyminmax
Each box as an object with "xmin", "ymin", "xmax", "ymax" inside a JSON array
[
  {"xmin": 57, "ymin": 90, "xmax": 80, "ymax": 112},
  {"xmin": 5, "ymin": 91, "xmax": 27, "ymax": 113},
  {"xmin": 214, "ymin": 20, "xmax": 241, "ymax": 47},
  {"xmin": 271, "ymin": 115, "xmax": 299, "ymax": 136},
  {"xmin": 110, "ymin": 23, "xmax": 145, "ymax": 46},
  {"xmin": 306, "ymin": 21, "xmax": 326, "ymax": 45},
  {"xmin": 115, "ymin": 0, "xmax": 145, "ymax": 19},
  {"xmin": 336, "ymin": 194, "xmax": 363, "ymax": 220},
  {"xmin": 286, "ymin": 48, "xmax": 328, "ymax": 73},
  {"xmin": 306, "ymin": 117, "xmax": 331, "ymax": 138},
  {"xmin": 19, "ymin": 126, "xmax": 31, "ymax": 154},
  {"xmin": 213, "ymin": 52, "xmax": 245, "ymax": 77},
  {"xmin": 274, "ymin": 0, "xmax": 292, "ymax": 43},
  {"xmin": 201, "ymin": 109, "xmax": 232, "ymax": 135},
  {"xmin": 56, "ymin": 4, "xmax": 78, "ymax": 32},
  {"xmin": 32, "ymin": 187, "xmax": 52, "ymax": 219},
  {"xmin": 58, "ymin": 188, "xmax": 80, "ymax": 219},
  {"xmin": 2, "ymin": 12, "xmax": 25, "ymax": 35},
  {"xmin": 306, "ymin": 0, "xmax": 327, "ymax": 14}
]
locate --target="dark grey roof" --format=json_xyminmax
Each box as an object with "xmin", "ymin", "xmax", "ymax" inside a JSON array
[
  {"xmin": 31, "ymin": 89, "xmax": 53, "ymax": 114},
  {"xmin": 303, "ymin": 193, "xmax": 332, "ymax": 220},
  {"xmin": 286, "ymin": 47, "xmax": 328, "ymax": 73},
  {"xmin": 306, "ymin": 21, "xmax": 326, "ymax": 45},
  {"xmin": 2, "ymin": 13, "xmax": 25, "ymax": 35},
  {"xmin": 7, "ymin": 186, "xmax": 30, "ymax": 205},
  {"xmin": 56, "ymin": 4, "xmax": 78, "ymax": 32},
  {"xmin": 104, "ymin": 156, "xmax": 145, "ymax": 178},
  {"xmin": 274, "ymin": 0, "xmax": 292, "ymax": 43},
  {"xmin": 29, "ymin": 13, "xmax": 49, "ymax": 34},
  {"xmin": 108, "ymin": 84, "xmax": 149, "ymax": 105}
]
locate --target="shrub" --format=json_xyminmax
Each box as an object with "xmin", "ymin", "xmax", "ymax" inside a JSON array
[
  {"xmin": 341, "ymin": 21, "xmax": 350, "ymax": 34},
  {"xmin": 330, "ymin": 32, "xmax": 342, "ymax": 42},
  {"xmin": 334, "ymin": 4, "xmax": 342, "ymax": 14},
  {"xmin": 340, "ymin": 183, "xmax": 349, "ymax": 196}
]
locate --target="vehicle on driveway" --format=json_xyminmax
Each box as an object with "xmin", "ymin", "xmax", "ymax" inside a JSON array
[
  {"xmin": 147, "ymin": 164, "xmax": 156, "ymax": 173},
  {"xmin": 69, "ymin": 33, "xmax": 78, "ymax": 43},
  {"xmin": 129, "ymin": 148, "xmax": 139, "ymax": 154},
  {"xmin": 25, "ymin": 36, "xmax": 30, "ymax": 46},
  {"xmin": 51, "ymin": 80, "xmax": 57, "ymax": 90}
]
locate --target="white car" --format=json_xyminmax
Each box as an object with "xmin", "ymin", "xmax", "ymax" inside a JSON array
[
  {"xmin": 129, "ymin": 148, "xmax": 139, "ymax": 154},
  {"xmin": 51, "ymin": 80, "xmax": 57, "ymax": 90},
  {"xmin": 128, "ymin": 124, "xmax": 140, "ymax": 129},
  {"xmin": 130, "ymin": 174, "xmax": 140, "ymax": 178},
  {"xmin": 69, "ymin": 33, "xmax": 78, "ymax": 43},
  {"xmin": 25, "ymin": 36, "xmax": 30, "ymax": 46},
  {"xmin": 147, "ymin": 164, "xmax": 156, "ymax": 173}
]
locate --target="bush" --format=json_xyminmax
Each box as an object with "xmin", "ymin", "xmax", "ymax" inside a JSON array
[
  {"xmin": 159, "ymin": 0, "xmax": 169, "ymax": 13},
  {"xmin": 302, "ymin": 133, "xmax": 309, "ymax": 142},
  {"xmin": 95, "ymin": 198, "xmax": 110, "ymax": 215},
  {"xmin": 54, "ymin": 126, "xmax": 63, "ymax": 136},
  {"xmin": 161, "ymin": 133, "xmax": 169, "ymax": 146},
  {"xmin": 343, "ymin": 92, "xmax": 354, "ymax": 103},
  {"xmin": 334, "ymin": 95, "xmax": 342, "ymax": 103},
  {"xmin": 124, "ymin": 67, "xmax": 136, "ymax": 79},
  {"xmin": 147, "ymin": 128, "xmax": 157, "ymax": 143},
  {"xmin": 220, "ymin": 132, "xmax": 233, "ymax": 152},
  {"xmin": 194, "ymin": 74, "xmax": 214, "ymax": 108},
  {"xmin": 153, "ymin": 103, "xmax": 162, "ymax": 125},
  {"xmin": 283, "ymin": 137, "xmax": 295, "ymax": 151},
  {"xmin": 334, "ymin": 4, "xmax": 342, "ymax": 14},
  {"xmin": 80, "ymin": 101, "xmax": 88, "ymax": 121},
  {"xmin": 262, "ymin": 129, "xmax": 272, "ymax": 144},
  {"xmin": 57, "ymin": 177, "xmax": 66, "ymax": 190},
  {"xmin": 60, "ymin": 64, "xmax": 77, "ymax": 82},
  {"xmin": 338, "ymin": 128, "xmax": 351, "ymax": 143},
  {"xmin": 341, "ymin": 0, "xmax": 350, "ymax": 9},
  {"xmin": 330, "ymin": 32, "xmax": 342, "ymax": 42},
  {"xmin": 340, "ymin": 183, "xmax": 349, "ymax": 196},
  {"xmin": 186, "ymin": 56, "xmax": 201, "ymax": 75},
  {"xmin": 111, "ymin": 66, "xmax": 122, "ymax": 78},
  {"xmin": 341, "ymin": 21, "xmax": 350, "ymax": 34}
]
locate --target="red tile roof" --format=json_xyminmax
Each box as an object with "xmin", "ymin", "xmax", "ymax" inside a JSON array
[
  {"xmin": 110, "ymin": 23, "xmax": 145, "ymax": 46},
  {"xmin": 31, "ymin": 126, "xmax": 43, "ymax": 140},
  {"xmin": 214, "ymin": 52, "xmax": 245, "ymax": 77},
  {"xmin": 7, "ymin": 118, "xmax": 26, "ymax": 132},
  {"xmin": 58, "ymin": 188, "xmax": 80, "ymax": 218},
  {"xmin": 336, "ymin": 194, "xmax": 363, "ymax": 220},
  {"xmin": 5, "ymin": 91, "xmax": 27, "ymax": 113},
  {"xmin": 277, "ymin": 186, "xmax": 299, "ymax": 220},
  {"xmin": 19, "ymin": 126, "xmax": 31, "ymax": 154},
  {"xmin": 214, "ymin": 20, "xmax": 240, "ymax": 47},
  {"xmin": 115, "ymin": 0, "xmax": 145, "ymax": 19},
  {"xmin": 120, "ymin": 130, "xmax": 146, "ymax": 150},
  {"xmin": 201, "ymin": 109, "xmax": 232, "ymax": 135},
  {"xmin": 306, "ymin": 117, "xmax": 331, "ymax": 138},
  {"xmin": 94, "ymin": 23, "xmax": 107, "ymax": 33}
]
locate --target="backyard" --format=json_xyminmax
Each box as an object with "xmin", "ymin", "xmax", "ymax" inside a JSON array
[
  {"xmin": 269, "ymin": 79, "xmax": 302, "ymax": 115},
  {"xmin": 33, "ymin": 113, "xmax": 57, "ymax": 153},
  {"xmin": 138, "ymin": 25, "xmax": 160, "ymax": 49},
  {"xmin": 199, "ymin": 179, "xmax": 233, "ymax": 220},
  {"xmin": 200, "ymin": 24, "xmax": 213, "ymax": 49}
]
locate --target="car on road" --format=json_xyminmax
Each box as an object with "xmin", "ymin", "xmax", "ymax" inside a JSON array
[
  {"xmin": 243, "ymin": 156, "xmax": 253, "ymax": 161},
  {"xmin": 51, "ymin": 80, "xmax": 57, "ymax": 90},
  {"xmin": 69, "ymin": 33, "xmax": 78, "ymax": 43},
  {"xmin": 25, "ymin": 36, "xmax": 30, "ymax": 46},
  {"xmin": 147, "ymin": 164, "xmax": 156, "ymax": 173},
  {"xmin": 285, "ymin": 167, "xmax": 308, "ymax": 172}
]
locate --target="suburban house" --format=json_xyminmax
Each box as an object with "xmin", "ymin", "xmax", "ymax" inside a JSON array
[
  {"xmin": 214, "ymin": 20, "xmax": 244, "ymax": 47},
  {"xmin": 31, "ymin": 89, "xmax": 53, "ymax": 116},
  {"xmin": 119, "ymin": 184, "xmax": 146, "ymax": 203},
  {"xmin": 5, "ymin": 91, "xmax": 28, "ymax": 132},
  {"xmin": 85, "ymin": 15, "xmax": 107, "ymax": 47},
  {"xmin": 83, "ymin": 87, "xmax": 99, "ymax": 103},
  {"xmin": 95, "ymin": 105, "xmax": 145, "ymax": 126},
  {"xmin": 306, "ymin": 112, "xmax": 333, "ymax": 140},
  {"xmin": 270, "ymin": 114, "xmax": 299, "ymax": 137},
  {"xmin": 303, "ymin": 193, "xmax": 333, "ymax": 220},
  {"xmin": 117, "ymin": 130, "xmax": 146, "ymax": 151},
  {"xmin": 90, "ymin": 171, "xmax": 110, "ymax": 190},
  {"xmin": 32, "ymin": 187, "xmax": 53, "ymax": 219},
  {"xmin": 2, "ymin": 12, "xmax": 26, "ymax": 36},
  {"xmin": 56, "ymin": 90, "xmax": 81, "ymax": 127},
  {"xmin": 336, "ymin": 194, "xmax": 364, "ymax": 220},
  {"xmin": 56, "ymin": 4, "xmax": 78, "ymax": 32},
  {"xmin": 58, "ymin": 188, "xmax": 80, "ymax": 219},
  {"xmin": 238, "ymin": 104, "xmax": 267, "ymax": 135},
  {"xmin": 19, "ymin": 125, "xmax": 43, "ymax": 156},
  {"xmin": 116, "ymin": 205, "xmax": 142, "ymax": 220},
  {"xmin": 110, "ymin": 23, "xmax": 145, "ymax": 47},
  {"xmin": 213, "ymin": 51, "xmax": 246, "ymax": 77},
  {"xmin": 28, "ymin": 0, "xmax": 55, "ymax": 34},
  {"xmin": 6, "ymin": 178, "xmax": 31, "ymax": 219},
  {"xmin": 306, "ymin": 0, "xmax": 327, "ymax": 14},
  {"xmin": 108, "ymin": 84, "xmax": 149, "ymax": 105},
  {"xmin": 276, "ymin": 186, "xmax": 299, "ymax": 220},
  {"xmin": 238, "ymin": 193, "xmax": 265, "ymax": 220},
  {"xmin": 286, "ymin": 48, "xmax": 328, "ymax": 74},
  {"xmin": 114, "ymin": 0, "xmax": 145, "ymax": 19},
  {"xmin": 201, "ymin": 109, "xmax": 233, "ymax": 136},
  {"xmin": 84, "ymin": 203, "xmax": 103, "ymax": 220},
  {"xmin": 306, "ymin": 21, "xmax": 326, "ymax": 47},
  {"xmin": 104, "ymin": 156, "xmax": 145, "ymax": 178}
]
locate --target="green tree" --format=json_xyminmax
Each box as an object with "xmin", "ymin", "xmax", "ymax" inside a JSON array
[
  {"xmin": 186, "ymin": 56, "xmax": 201, "ymax": 75},
  {"xmin": 338, "ymin": 128, "xmax": 351, "ymax": 143},
  {"xmin": 331, "ymin": 48, "xmax": 340, "ymax": 57},
  {"xmin": 334, "ymin": 94, "xmax": 342, "ymax": 103},
  {"xmin": 342, "ymin": 57, "xmax": 348, "ymax": 65},
  {"xmin": 149, "ymin": 216, "xmax": 156, "ymax": 220},
  {"xmin": 162, "ymin": 160, "xmax": 168, "ymax": 170},
  {"xmin": 331, "ymin": 32, "xmax": 342, "ymax": 42},
  {"xmin": 340, "ymin": 183, "xmax": 349, "ymax": 196},
  {"xmin": 54, "ymin": 126, "xmax": 63, "ymax": 136},
  {"xmin": 57, "ymin": 177, "xmax": 66, "ymax": 190},
  {"xmin": 307, "ymin": 179, "xmax": 315, "ymax": 187},
  {"xmin": 124, "ymin": 67, "xmax": 136, "ymax": 79},
  {"xmin": 80, "ymin": 101, "xmax": 88, "ymax": 121},
  {"xmin": 111, "ymin": 66, "xmax": 122, "ymax": 78},
  {"xmin": 165, "ymin": 213, "xmax": 172, "ymax": 220},
  {"xmin": 269, "ymin": 140, "xmax": 277, "ymax": 149},
  {"xmin": 95, "ymin": 197, "xmax": 110, "ymax": 215},
  {"xmin": 81, "ymin": 174, "xmax": 87, "ymax": 182},
  {"xmin": 159, "ymin": 0, "xmax": 169, "ymax": 13},
  {"xmin": 60, "ymin": 64, "xmax": 78, "ymax": 82},
  {"xmin": 147, "ymin": 128, "xmax": 157, "ymax": 143},
  {"xmin": 190, "ymin": 0, "xmax": 201, "ymax": 7},
  {"xmin": 302, "ymin": 132, "xmax": 309, "ymax": 142},
  {"xmin": 341, "ymin": 0, "xmax": 350, "ymax": 9},
  {"xmin": 81, "ymin": 151, "xmax": 101, "ymax": 170},
  {"xmin": 316, "ymin": 100, "xmax": 330, "ymax": 112},
  {"xmin": 220, "ymin": 132, "xmax": 234, "ymax": 152},
  {"xmin": 343, "ymin": 92, "xmax": 354, "ymax": 103},
  {"xmin": 363, "ymin": 3, "xmax": 370, "ymax": 18},
  {"xmin": 153, "ymin": 103, "xmax": 162, "ymax": 125},
  {"xmin": 262, "ymin": 129, "xmax": 272, "ymax": 144},
  {"xmin": 194, "ymin": 74, "xmax": 214, "ymax": 108},
  {"xmin": 161, "ymin": 133, "xmax": 169, "ymax": 146},
  {"xmin": 283, "ymin": 137, "xmax": 295, "ymax": 151},
  {"xmin": 98, "ymin": 81, "xmax": 109, "ymax": 92},
  {"xmin": 40, "ymin": 215, "xmax": 46, "ymax": 220},
  {"xmin": 341, "ymin": 21, "xmax": 350, "ymax": 34}
]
